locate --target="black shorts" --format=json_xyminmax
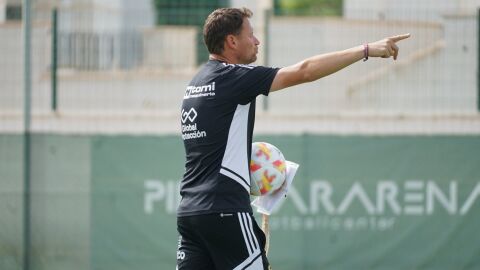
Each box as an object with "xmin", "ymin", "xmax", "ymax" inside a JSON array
[{"xmin": 176, "ymin": 212, "xmax": 270, "ymax": 270}]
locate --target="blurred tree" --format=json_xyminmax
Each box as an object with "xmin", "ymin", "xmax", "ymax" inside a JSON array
[{"xmin": 274, "ymin": 0, "xmax": 343, "ymax": 16}]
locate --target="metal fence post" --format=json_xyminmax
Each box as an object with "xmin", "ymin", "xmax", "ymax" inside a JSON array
[
  {"xmin": 51, "ymin": 8, "xmax": 58, "ymax": 111},
  {"xmin": 22, "ymin": 0, "xmax": 32, "ymax": 269}
]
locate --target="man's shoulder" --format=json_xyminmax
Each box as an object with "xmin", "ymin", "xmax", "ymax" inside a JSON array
[
  {"xmin": 207, "ymin": 60, "xmax": 262, "ymax": 71},
  {"xmin": 221, "ymin": 62, "xmax": 256, "ymax": 70},
  {"xmin": 191, "ymin": 61, "xmax": 273, "ymax": 86},
  {"xmin": 194, "ymin": 61, "xmax": 257, "ymax": 81}
]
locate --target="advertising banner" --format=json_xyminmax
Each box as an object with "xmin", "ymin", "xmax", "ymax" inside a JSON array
[{"xmin": 91, "ymin": 135, "xmax": 480, "ymax": 270}]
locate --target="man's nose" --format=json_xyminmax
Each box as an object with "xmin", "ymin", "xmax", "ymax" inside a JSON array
[{"xmin": 254, "ymin": 36, "xmax": 260, "ymax": 45}]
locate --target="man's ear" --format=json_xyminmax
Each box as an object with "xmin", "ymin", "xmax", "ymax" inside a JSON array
[{"xmin": 225, "ymin": 34, "xmax": 237, "ymax": 50}]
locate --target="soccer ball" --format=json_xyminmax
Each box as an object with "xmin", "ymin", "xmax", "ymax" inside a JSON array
[{"xmin": 250, "ymin": 142, "xmax": 287, "ymax": 196}]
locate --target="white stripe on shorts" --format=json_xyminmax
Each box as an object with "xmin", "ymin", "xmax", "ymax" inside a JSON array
[
  {"xmin": 238, "ymin": 213, "xmax": 254, "ymax": 255},
  {"xmin": 245, "ymin": 214, "xmax": 259, "ymax": 251},
  {"xmin": 242, "ymin": 213, "xmax": 257, "ymax": 254},
  {"xmin": 234, "ymin": 213, "xmax": 263, "ymax": 270}
]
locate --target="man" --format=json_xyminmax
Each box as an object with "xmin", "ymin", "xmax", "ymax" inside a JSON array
[{"xmin": 177, "ymin": 7, "xmax": 409, "ymax": 270}]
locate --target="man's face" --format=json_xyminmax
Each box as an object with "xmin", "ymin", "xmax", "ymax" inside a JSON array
[{"xmin": 234, "ymin": 18, "xmax": 259, "ymax": 64}]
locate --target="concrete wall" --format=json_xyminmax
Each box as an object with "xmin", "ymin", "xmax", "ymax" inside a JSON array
[
  {"xmin": 344, "ymin": 14, "xmax": 477, "ymax": 114},
  {"xmin": 0, "ymin": 22, "xmax": 196, "ymax": 114},
  {"xmin": 121, "ymin": 0, "xmax": 154, "ymax": 30},
  {"xmin": 343, "ymin": 0, "xmax": 477, "ymax": 22},
  {"xmin": 0, "ymin": 23, "xmax": 51, "ymax": 113},
  {"xmin": 56, "ymin": 0, "xmax": 122, "ymax": 32},
  {"xmin": 0, "ymin": 9, "xmax": 477, "ymax": 117},
  {"xmin": 142, "ymin": 26, "xmax": 197, "ymax": 71},
  {"xmin": 0, "ymin": 24, "xmax": 22, "ymax": 113},
  {"xmin": 266, "ymin": 17, "xmax": 465, "ymax": 114},
  {"xmin": 343, "ymin": 0, "xmax": 458, "ymax": 22},
  {"xmin": 32, "ymin": 0, "xmax": 153, "ymax": 32}
]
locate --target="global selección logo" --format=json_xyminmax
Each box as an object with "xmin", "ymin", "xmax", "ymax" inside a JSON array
[{"xmin": 180, "ymin": 107, "xmax": 207, "ymax": 140}]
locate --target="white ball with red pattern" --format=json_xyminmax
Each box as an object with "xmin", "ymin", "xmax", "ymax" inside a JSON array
[{"xmin": 250, "ymin": 142, "xmax": 287, "ymax": 196}]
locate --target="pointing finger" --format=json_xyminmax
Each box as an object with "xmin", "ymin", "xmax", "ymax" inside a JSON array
[
  {"xmin": 387, "ymin": 46, "xmax": 395, "ymax": 58},
  {"xmin": 392, "ymin": 43, "xmax": 399, "ymax": 60},
  {"xmin": 390, "ymin": 33, "xmax": 411, "ymax": 42}
]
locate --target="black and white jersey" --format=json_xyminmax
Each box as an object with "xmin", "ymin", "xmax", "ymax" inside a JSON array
[{"xmin": 178, "ymin": 60, "xmax": 279, "ymax": 217}]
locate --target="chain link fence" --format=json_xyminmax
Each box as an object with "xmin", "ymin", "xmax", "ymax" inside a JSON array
[{"xmin": 1, "ymin": 1, "xmax": 480, "ymax": 270}]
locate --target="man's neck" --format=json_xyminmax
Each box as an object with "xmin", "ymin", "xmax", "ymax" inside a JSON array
[{"xmin": 209, "ymin": 53, "xmax": 238, "ymax": 64}]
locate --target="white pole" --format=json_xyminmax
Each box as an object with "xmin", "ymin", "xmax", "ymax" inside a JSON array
[{"xmin": 0, "ymin": 0, "xmax": 6, "ymax": 23}]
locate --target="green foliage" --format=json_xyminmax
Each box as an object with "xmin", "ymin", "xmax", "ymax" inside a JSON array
[
  {"xmin": 153, "ymin": 0, "xmax": 227, "ymax": 26},
  {"xmin": 274, "ymin": 0, "xmax": 343, "ymax": 16}
]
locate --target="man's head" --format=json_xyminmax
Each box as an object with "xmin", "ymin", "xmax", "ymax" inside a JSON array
[{"xmin": 203, "ymin": 7, "xmax": 260, "ymax": 64}]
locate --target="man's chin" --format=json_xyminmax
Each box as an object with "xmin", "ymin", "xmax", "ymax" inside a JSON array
[{"xmin": 240, "ymin": 54, "xmax": 257, "ymax": 65}]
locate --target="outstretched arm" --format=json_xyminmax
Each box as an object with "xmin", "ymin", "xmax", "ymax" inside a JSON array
[{"xmin": 270, "ymin": 33, "xmax": 411, "ymax": 92}]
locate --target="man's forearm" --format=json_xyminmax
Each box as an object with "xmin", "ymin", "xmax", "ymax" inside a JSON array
[
  {"xmin": 299, "ymin": 45, "xmax": 364, "ymax": 82},
  {"xmin": 270, "ymin": 45, "xmax": 365, "ymax": 91},
  {"xmin": 270, "ymin": 34, "xmax": 410, "ymax": 92}
]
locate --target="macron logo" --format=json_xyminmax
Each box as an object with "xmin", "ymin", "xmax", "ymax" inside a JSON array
[{"xmin": 181, "ymin": 108, "xmax": 197, "ymax": 123}]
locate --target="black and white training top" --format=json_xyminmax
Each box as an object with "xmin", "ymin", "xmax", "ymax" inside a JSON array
[{"xmin": 178, "ymin": 59, "xmax": 279, "ymax": 217}]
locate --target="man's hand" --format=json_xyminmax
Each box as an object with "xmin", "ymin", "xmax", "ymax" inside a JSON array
[{"xmin": 368, "ymin": 33, "xmax": 411, "ymax": 60}]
